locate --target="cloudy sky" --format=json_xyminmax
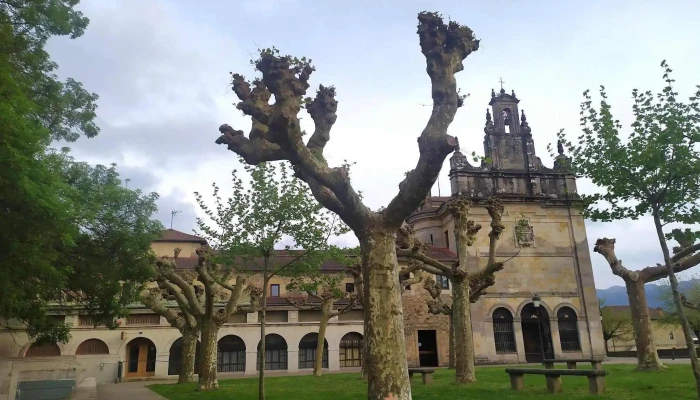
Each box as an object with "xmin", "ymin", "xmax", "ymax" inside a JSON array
[{"xmin": 47, "ymin": 0, "xmax": 700, "ymax": 289}]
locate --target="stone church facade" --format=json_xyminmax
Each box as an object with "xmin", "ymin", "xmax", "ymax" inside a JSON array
[
  {"xmin": 0, "ymin": 89, "xmax": 605, "ymax": 396},
  {"xmin": 403, "ymin": 87, "xmax": 606, "ymax": 365}
]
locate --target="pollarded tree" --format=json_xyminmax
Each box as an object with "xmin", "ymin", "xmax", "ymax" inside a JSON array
[
  {"xmin": 141, "ymin": 245, "xmax": 260, "ymax": 391},
  {"xmin": 396, "ymin": 197, "xmax": 505, "ymax": 383},
  {"xmin": 286, "ymin": 273, "xmax": 358, "ymax": 377},
  {"xmin": 195, "ymin": 161, "xmax": 347, "ymax": 400},
  {"xmin": 557, "ymin": 61, "xmax": 700, "ymax": 388},
  {"xmin": 215, "ymin": 13, "xmax": 479, "ymax": 399},
  {"xmin": 422, "ymin": 272, "xmax": 497, "ymax": 369},
  {"xmin": 594, "ymin": 237, "xmax": 700, "ymax": 368},
  {"xmin": 140, "ymin": 249, "xmax": 201, "ymax": 384}
]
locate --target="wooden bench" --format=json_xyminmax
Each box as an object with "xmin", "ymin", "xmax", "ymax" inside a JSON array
[
  {"xmin": 408, "ymin": 368, "xmax": 435, "ymax": 384},
  {"xmin": 542, "ymin": 358, "xmax": 604, "ymax": 370},
  {"xmin": 505, "ymin": 368, "xmax": 608, "ymax": 394}
]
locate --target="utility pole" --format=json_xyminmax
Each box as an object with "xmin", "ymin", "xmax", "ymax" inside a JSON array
[{"xmin": 170, "ymin": 210, "xmax": 181, "ymax": 229}]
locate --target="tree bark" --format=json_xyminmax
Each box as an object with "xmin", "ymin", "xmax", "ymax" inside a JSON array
[
  {"xmin": 449, "ymin": 313, "xmax": 455, "ymax": 369},
  {"xmin": 452, "ymin": 278, "xmax": 475, "ymax": 383},
  {"xmin": 653, "ymin": 212, "xmax": 700, "ymax": 397},
  {"xmin": 315, "ymin": 316, "xmax": 329, "ymax": 377},
  {"xmin": 196, "ymin": 319, "xmax": 220, "ymax": 390},
  {"xmin": 259, "ymin": 268, "xmax": 269, "ymax": 400},
  {"xmin": 626, "ymin": 279, "xmax": 665, "ymax": 370},
  {"xmin": 361, "ymin": 228, "xmax": 411, "ymax": 400},
  {"xmin": 179, "ymin": 329, "xmax": 198, "ymax": 384}
]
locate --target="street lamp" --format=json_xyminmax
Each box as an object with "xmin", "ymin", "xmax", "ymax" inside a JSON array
[{"xmin": 532, "ymin": 294, "xmax": 546, "ymax": 362}]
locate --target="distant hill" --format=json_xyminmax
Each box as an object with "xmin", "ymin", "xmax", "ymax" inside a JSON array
[{"xmin": 596, "ymin": 279, "xmax": 700, "ymax": 309}]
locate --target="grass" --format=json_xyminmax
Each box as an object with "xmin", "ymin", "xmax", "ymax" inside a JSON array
[{"xmin": 149, "ymin": 364, "xmax": 697, "ymax": 400}]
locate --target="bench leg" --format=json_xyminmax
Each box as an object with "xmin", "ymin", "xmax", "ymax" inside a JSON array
[
  {"xmin": 566, "ymin": 361, "xmax": 576, "ymax": 369},
  {"xmin": 543, "ymin": 362, "xmax": 554, "ymax": 369},
  {"xmin": 422, "ymin": 373, "xmax": 433, "ymax": 385},
  {"xmin": 588, "ymin": 375, "xmax": 606, "ymax": 394},
  {"xmin": 546, "ymin": 376, "xmax": 562, "ymax": 393},
  {"xmin": 509, "ymin": 374, "xmax": 525, "ymax": 390},
  {"xmin": 408, "ymin": 372, "xmax": 414, "ymax": 379},
  {"xmin": 591, "ymin": 362, "xmax": 602, "ymax": 371}
]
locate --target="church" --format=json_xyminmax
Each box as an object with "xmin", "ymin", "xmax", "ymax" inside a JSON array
[
  {"xmin": 403, "ymin": 86, "xmax": 606, "ymax": 365},
  {"xmin": 0, "ymin": 88, "xmax": 606, "ymax": 394}
]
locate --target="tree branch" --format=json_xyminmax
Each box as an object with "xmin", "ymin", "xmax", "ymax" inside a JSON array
[
  {"xmin": 396, "ymin": 225, "xmax": 452, "ymax": 276},
  {"xmin": 155, "ymin": 249, "xmax": 204, "ymax": 316},
  {"xmin": 593, "ymin": 238, "xmax": 640, "ymax": 281},
  {"xmin": 382, "ymin": 13, "xmax": 479, "ymax": 228}
]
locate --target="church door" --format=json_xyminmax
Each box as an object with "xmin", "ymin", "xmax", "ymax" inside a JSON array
[{"xmin": 520, "ymin": 304, "xmax": 554, "ymax": 362}]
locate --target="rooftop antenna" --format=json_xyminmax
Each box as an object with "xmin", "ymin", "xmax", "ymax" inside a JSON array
[
  {"xmin": 170, "ymin": 210, "xmax": 181, "ymax": 229},
  {"xmin": 437, "ymin": 179, "xmax": 441, "ymax": 197},
  {"xmin": 125, "ymin": 178, "xmax": 131, "ymax": 189}
]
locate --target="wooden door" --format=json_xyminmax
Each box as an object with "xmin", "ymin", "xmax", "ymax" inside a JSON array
[{"xmin": 126, "ymin": 339, "xmax": 156, "ymax": 377}]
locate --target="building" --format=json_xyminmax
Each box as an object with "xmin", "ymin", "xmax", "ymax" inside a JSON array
[
  {"xmin": 602, "ymin": 306, "xmax": 692, "ymax": 354},
  {"xmin": 403, "ymin": 87, "xmax": 606, "ymax": 365},
  {"xmin": 0, "ymin": 88, "xmax": 606, "ymax": 397}
]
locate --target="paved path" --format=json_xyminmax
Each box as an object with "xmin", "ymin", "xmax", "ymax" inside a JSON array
[{"xmin": 97, "ymin": 381, "xmax": 168, "ymax": 400}]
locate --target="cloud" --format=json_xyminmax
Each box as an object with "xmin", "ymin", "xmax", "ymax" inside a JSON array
[{"xmin": 43, "ymin": 0, "xmax": 700, "ymax": 290}]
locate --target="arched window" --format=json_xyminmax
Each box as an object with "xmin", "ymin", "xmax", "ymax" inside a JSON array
[
  {"xmin": 557, "ymin": 306, "xmax": 581, "ymax": 351},
  {"xmin": 76, "ymin": 339, "xmax": 109, "ymax": 355},
  {"xmin": 168, "ymin": 337, "xmax": 201, "ymax": 376},
  {"xmin": 25, "ymin": 342, "xmax": 61, "ymax": 357},
  {"xmin": 339, "ymin": 332, "xmax": 363, "ymax": 367},
  {"xmin": 298, "ymin": 333, "xmax": 328, "ymax": 369},
  {"xmin": 502, "ymin": 108, "xmax": 512, "ymax": 133},
  {"xmin": 218, "ymin": 335, "xmax": 246, "ymax": 372},
  {"xmin": 492, "ymin": 307, "xmax": 516, "ymax": 354},
  {"xmin": 257, "ymin": 334, "xmax": 287, "ymax": 370}
]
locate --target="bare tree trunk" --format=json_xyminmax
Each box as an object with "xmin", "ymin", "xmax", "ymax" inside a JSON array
[
  {"xmin": 179, "ymin": 329, "xmax": 198, "ymax": 384},
  {"xmin": 449, "ymin": 313, "xmax": 455, "ymax": 369},
  {"xmin": 452, "ymin": 278, "xmax": 475, "ymax": 383},
  {"xmin": 626, "ymin": 279, "xmax": 665, "ymax": 370},
  {"xmin": 361, "ymin": 317, "xmax": 368, "ymax": 379},
  {"xmin": 361, "ymin": 229, "xmax": 411, "ymax": 400},
  {"xmin": 653, "ymin": 212, "xmax": 700, "ymax": 398},
  {"xmin": 196, "ymin": 320, "xmax": 219, "ymax": 390},
  {"xmin": 315, "ymin": 316, "xmax": 329, "ymax": 377}
]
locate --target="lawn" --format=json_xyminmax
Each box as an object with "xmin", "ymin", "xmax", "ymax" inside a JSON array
[{"xmin": 149, "ymin": 364, "xmax": 697, "ymax": 400}]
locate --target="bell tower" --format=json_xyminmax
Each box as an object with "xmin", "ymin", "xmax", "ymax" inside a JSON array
[{"xmin": 483, "ymin": 86, "xmax": 536, "ymax": 171}]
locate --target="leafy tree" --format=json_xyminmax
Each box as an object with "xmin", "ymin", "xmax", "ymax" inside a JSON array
[
  {"xmin": 215, "ymin": 12, "xmax": 479, "ymax": 399},
  {"xmin": 1, "ymin": 1, "xmax": 160, "ymax": 342},
  {"xmin": 599, "ymin": 299, "xmax": 634, "ymax": 354},
  {"xmin": 286, "ymin": 273, "xmax": 358, "ymax": 377},
  {"xmin": 195, "ymin": 161, "xmax": 346, "ymax": 398},
  {"xmin": 396, "ymin": 197, "xmax": 506, "ymax": 383},
  {"xmin": 657, "ymin": 277, "xmax": 700, "ymax": 338},
  {"xmin": 557, "ymin": 61, "xmax": 700, "ymax": 387}
]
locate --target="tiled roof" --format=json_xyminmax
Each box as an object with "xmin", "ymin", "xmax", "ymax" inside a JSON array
[
  {"xmin": 171, "ymin": 245, "xmax": 456, "ymax": 272},
  {"xmin": 602, "ymin": 305, "xmax": 666, "ymax": 320},
  {"xmin": 424, "ymin": 246, "xmax": 457, "ymax": 261},
  {"xmin": 156, "ymin": 229, "xmax": 208, "ymax": 244}
]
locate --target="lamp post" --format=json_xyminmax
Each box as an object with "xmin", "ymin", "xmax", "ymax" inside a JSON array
[{"xmin": 532, "ymin": 294, "xmax": 546, "ymax": 362}]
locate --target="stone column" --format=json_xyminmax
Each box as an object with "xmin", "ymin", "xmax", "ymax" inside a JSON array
[
  {"xmin": 154, "ymin": 352, "xmax": 170, "ymax": 377},
  {"xmin": 328, "ymin": 343, "xmax": 340, "ymax": 372},
  {"xmin": 287, "ymin": 344, "xmax": 299, "ymax": 373},
  {"xmin": 245, "ymin": 350, "xmax": 257, "ymax": 375}
]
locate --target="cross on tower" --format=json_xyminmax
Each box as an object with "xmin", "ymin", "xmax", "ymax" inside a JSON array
[{"xmin": 499, "ymin": 77, "xmax": 505, "ymax": 90}]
